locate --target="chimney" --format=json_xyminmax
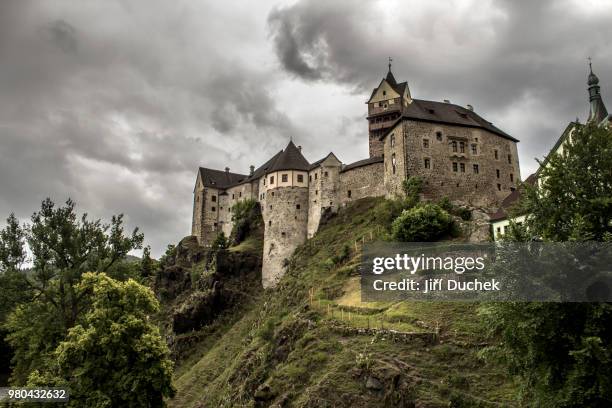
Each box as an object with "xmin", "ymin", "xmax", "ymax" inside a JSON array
[
  {"xmin": 298, "ymin": 145, "xmax": 302, "ymax": 152},
  {"xmin": 443, "ymin": 99, "xmax": 450, "ymax": 104},
  {"xmin": 249, "ymin": 165, "xmax": 255, "ymax": 175},
  {"xmin": 225, "ymin": 167, "xmax": 230, "ymax": 173},
  {"xmin": 466, "ymin": 104, "xmax": 474, "ymax": 111}
]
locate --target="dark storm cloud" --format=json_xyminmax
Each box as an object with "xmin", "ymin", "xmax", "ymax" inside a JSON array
[
  {"xmin": 267, "ymin": 0, "xmax": 612, "ymax": 174},
  {"xmin": 2, "ymin": 0, "xmax": 611, "ymax": 256},
  {"xmin": 0, "ymin": 0, "xmax": 298, "ymax": 257}
]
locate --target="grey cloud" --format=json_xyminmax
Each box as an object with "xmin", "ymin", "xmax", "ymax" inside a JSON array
[{"xmin": 267, "ymin": 0, "xmax": 612, "ymax": 175}]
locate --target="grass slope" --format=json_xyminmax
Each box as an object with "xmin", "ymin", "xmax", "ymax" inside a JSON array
[{"xmin": 170, "ymin": 197, "xmax": 518, "ymax": 408}]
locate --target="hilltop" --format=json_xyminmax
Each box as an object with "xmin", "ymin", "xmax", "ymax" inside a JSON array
[{"xmin": 159, "ymin": 197, "xmax": 518, "ymax": 408}]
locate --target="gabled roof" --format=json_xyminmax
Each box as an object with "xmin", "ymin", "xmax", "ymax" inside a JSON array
[
  {"xmin": 198, "ymin": 167, "xmax": 247, "ymax": 189},
  {"xmin": 378, "ymin": 99, "xmax": 518, "ymax": 142},
  {"xmin": 340, "ymin": 156, "xmax": 384, "ymax": 173},
  {"xmin": 268, "ymin": 141, "xmax": 310, "ymax": 172},
  {"xmin": 535, "ymin": 121, "xmax": 580, "ymax": 177},
  {"xmin": 489, "ymin": 174, "xmax": 537, "ymax": 221},
  {"xmin": 309, "ymin": 152, "xmax": 341, "ymax": 170},
  {"xmin": 367, "ymin": 78, "xmax": 409, "ymax": 102}
]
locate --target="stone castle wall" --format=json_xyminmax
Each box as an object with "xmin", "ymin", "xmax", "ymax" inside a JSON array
[
  {"xmin": 307, "ymin": 163, "xmax": 341, "ymax": 237},
  {"xmin": 261, "ymin": 186, "xmax": 309, "ymax": 288},
  {"xmin": 339, "ymin": 162, "xmax": 385, "ymax": 205},
  {"xmin": 384, "ymin": 120, "xmax": 521, "ymax": 209}
]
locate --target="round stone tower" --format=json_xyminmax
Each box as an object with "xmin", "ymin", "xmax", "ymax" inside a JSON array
[{"xmin": 261, "ymin": 141, "xmax": 310, "ymax": 288}]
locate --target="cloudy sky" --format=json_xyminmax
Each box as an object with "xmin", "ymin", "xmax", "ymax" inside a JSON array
[{"xmin": 1, "ymin": 0, "xmax": 611, "ymax": 257}]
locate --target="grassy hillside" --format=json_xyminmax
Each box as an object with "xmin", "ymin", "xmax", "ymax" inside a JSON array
[{"xmin": 169, "ymin": 197, "xmax": 518, "ymax": 408}]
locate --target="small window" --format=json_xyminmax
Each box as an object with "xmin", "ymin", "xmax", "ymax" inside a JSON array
[
  {"xmin": 347, "ymin": 190, "xmax": 352, "ymax": 198},
  {"xmin": 460, "ymin": 163, "xmax": 465, "ymax": 173},
  {"xmin": 239, "ymin": 192, "xmax": 242, "ymax": 198},
  {"xmin": 497, "ymin": 184, "xmax": 502, "ymax": 191},
  {"xmin": 309, "ymin": 175, "xmax": 312, "ymax": 182},
  {"xmin": 494, "ymin": 150, "xmax": 499, "ymax": 160},
  {"xmin": 452, "ymin": 141, "xmax": 458, "ymax": 152},
  {"xmin": 436, "ymin": 131, "xmax": 443, "ymax": 141},
  {"xmin": 390, "ymin": 134, "xmax": 395, "ymax": 147},
  {"xmin": 473, "ymin": 164, "xmax": 479, "ymax": 174},
  {"xmin": 315, "ymin": 173, "xmax": 318, "ymax": 180},
  {"xmin": 296, "ymin": 204, "xmax": 300, "ymax": 210},
  {"xmin": 281, "ymin": 232, "xmax": 286, "ymax": 237},
  {"xmin": 452, "ymin": 162, "xmax": 458, "ymax": 172},
  {"xmin": 268, "ymin": 221, "xmax": 271, "ymax": 227},
  {"xmin": 423, "ymin": 139, "xmax": 429, "ymax": 148},
  {"xmin": 297, "ymin": 174, "xmax": 304, "ymax": 183},
  {"xmin": 382, "ymin": 90, "xmax": 386, "ymax": 96},
  {"xmin": 232, "ymin": 194, "xmax": 235, "ymax": 199},
  {"xmin": 270, "ymin": 176, "xmax": 274, "ymax": 184},
  {"xmin": 211, "ymin": 195, "xmax": 217, "ymax": 202},
  {"xmin": 424, "ymin": 158, "xmax": 430, "ymax": 169},
  {"xmin": 471, "ymin": 144, "xmax": 477, "ymax": 154},
  {"xmin": 315, "ymin": 190, "xmax": 318, "ymax": 195},
  {"xmin": 510, "ymin": 173, "xmax": 514, "ymax": 182},
  {"xmin": 211, "ymin": 206, "xmax": 216, "ymax": 212},
  {"xmin": 269, "ymin": 205, "xmax": 272, "ymax": 210},
  {"xmin": 392, "ymin": 153, "xmax": 397, "ymax": 175},
  {"xmin": 496, "ymin": 227, "xmax": 501, "ymax": 233},
  {"xmin": 507, "ymin": 154, "xmax": 512, "ymax": 164},
  {"xmin": 496, "ymin": 169, "xmax": 500, "ymax": 178},
  {"xmin": 282, "ymin": 174, "xmax": 288, "ymax": 183},
  {"xmin": 220, "ymin": 207, "xmax": 223, "ymax": 211},
  {"xmin": 324, "ymin": 171, "xmax": 328, "ymax": 177},
  {"xmin": 459, "ymin": 142, "xmax": 465, "ymax": 153},
  {"xmin": 271, "ymin": 192, "xmax": 275, "ymax": 197},
  {"xmin": 475, "ymin": 138, "xmax": 479, "ymax": 142}
]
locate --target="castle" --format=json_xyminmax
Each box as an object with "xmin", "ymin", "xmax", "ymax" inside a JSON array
[{"xmin": 192, "ymin": 66, "xmax": 521, "ymax": 288}]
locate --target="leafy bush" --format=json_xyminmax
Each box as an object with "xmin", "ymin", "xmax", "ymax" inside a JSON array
[
  {"xmin": 402, "ymin": 176, "xmax": 423, "ymax": 200},
  {"xmin": 230, "ymin": 199, "xmax": 262, "ymax": 245},
  {"xmin": 391, "ymin": 203, "xmax": 453, "ymax": 242}
]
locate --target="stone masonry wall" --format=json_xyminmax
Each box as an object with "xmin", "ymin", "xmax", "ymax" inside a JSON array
[
  {"xmin": 339, "ymin": 162, "xmax": 385, "ymax": 206},
  {"xmin": 261, "ymin": 186, "xmax": 309, "ymax": 288},
  {"xmin": 385, "ymin": 120, "xmax": 521, "ymax": 209},
  {"xmin": 307, "ymin": 163, "xmax": 341, "ymax": 237}
]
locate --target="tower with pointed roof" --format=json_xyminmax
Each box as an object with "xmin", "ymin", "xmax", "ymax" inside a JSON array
[
  {"xmin": 366, "ymin": 61, "xmax": 412, "ymax": 157},
  {"xmin": 260, "ymin": 141, "xmax": 311, "ymax": 288},
  {"xmin": 587, "ymin": 60, "xmax": 610, "ymax": 126}
]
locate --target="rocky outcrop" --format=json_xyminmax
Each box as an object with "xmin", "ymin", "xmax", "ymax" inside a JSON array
[{"xmin": 155, "ymin": 235, "xmax": 262, "ymax": 335}]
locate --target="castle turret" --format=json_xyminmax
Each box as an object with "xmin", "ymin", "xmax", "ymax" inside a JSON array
[{"xmin": 261, "ymin": 141, "xmax": 310, "ymax": 288}]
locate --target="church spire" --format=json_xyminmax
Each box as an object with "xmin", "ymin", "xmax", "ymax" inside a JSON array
[{"xmin": 587, "ymin": 58, "xmax": 609, "ymax": 124}]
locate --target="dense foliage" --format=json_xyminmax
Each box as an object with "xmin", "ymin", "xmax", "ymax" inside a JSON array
[
  {"xmin": 482, "ymin": 123, "xmax": 612, "ymax": 406},
  {"xmin": 229, "ymin": 198, "xmax": 262, "ymax": 245},
  {"xmin": 28, "ymin": 273, "xmax": 175, "ymax": 407},
  {"xmin": 391, "ymin": 203, "xmax": 453, "ymax": 242},
  {"xmin": 0, "ymin": 199, "xmax": 174, "ymax": 404}
]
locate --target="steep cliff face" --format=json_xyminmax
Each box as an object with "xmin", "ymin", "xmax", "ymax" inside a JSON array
[
  {"xmin": 167, "ymin": 198, "xmax": 519, "ymax": 408},
  {"xmin": 154, "ymin": 234, "xmax": 263, "ymax": 361}
]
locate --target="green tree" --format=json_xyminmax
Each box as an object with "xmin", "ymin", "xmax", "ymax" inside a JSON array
[
  {"xmin": 520, "ymin": 123, "xmax": 612, "ymax": 241},
  {"xmin": 482, "ymin": 123, "xmax": 612, "ymax": 406},
  {"xmin": 0, "ymin": 213, "xmax": 26, "ymax": 272},
  {"xmin": 229, "ymin": 199, "xmax": 262, "ymax": 245},
  {"xmin": 391, "ymin": 203, "xmax": 453, "ymax": 242},
  {"xmin": 3, "ymin": 198, "xmax": 144, "ymax": 383},
  {"xmin": 141, "ymin": 245, "xmax": 155, "ymax": 277},
  {"xmin": 28, "ymin": 273, "xmax": 175, "ymax": 407}
]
